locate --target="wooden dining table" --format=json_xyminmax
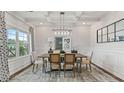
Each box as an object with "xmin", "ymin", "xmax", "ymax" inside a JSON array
[{"xmin": 38, "ymin": 53, "xmax": 87, "ymax": 73}]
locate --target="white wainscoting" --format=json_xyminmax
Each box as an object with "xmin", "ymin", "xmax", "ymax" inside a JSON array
[
  {"xmin": 8, "ymin": 56, "xmax": 31, "ymax": 76},
  {"xmin": 92, "ymin": 43, "xmax": 124, "ymax": 80}
]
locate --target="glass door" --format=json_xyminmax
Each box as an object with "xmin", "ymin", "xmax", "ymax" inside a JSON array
[{"xmin": 55, "ymin": 37, "xmax": 63, "ymax": 50}]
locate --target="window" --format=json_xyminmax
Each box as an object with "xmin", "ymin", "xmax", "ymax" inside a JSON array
[
  {"xmin": 7, "ymin": 29, "xmax": 16, "ymax": 58},
  {"xmin": 116, "ymin": 19, "xmax": 124, "ymax": 41},
  {"xmin": 108, "ymin": 24, "xmax": 115, "ymax": 42},
  {"xmin": 102, "ymin": 27, "xmax": 107, "ymax": 42},
  {"xmin": 97, "ymin": 29, "xmax": 102, "ymax": 43},
  {"xmin": 19, "ymin": 31, "xmax": 29, "ymax": 56},
  {"xmin": 97, "ymin": 18, "xmax": 124, "ymax": 43},
  {"xmin": 7, "ymin": 28, "xmax": 30, "ymax": 59}
]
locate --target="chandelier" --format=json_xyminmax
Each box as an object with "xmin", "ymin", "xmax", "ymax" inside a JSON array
[{"xmin": 53, "ymin": 12, "xmax": 72, "ymax": 36}]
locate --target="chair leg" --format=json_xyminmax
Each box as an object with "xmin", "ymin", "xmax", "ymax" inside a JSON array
[
  {"xmin": 80, "ymin": 64, "xmax": 82, "ymax": 77},
  {"xmin": 64, "ymin": 65, "xmax": 66, "ymax": 78},
  {"xmin": 59, "ymin": 65, "xmax": 61, "ymax": 77},
  {"xmin": 45, "ymin": 61, "xmax": 47, "ymax": 72},
  {"xmin": 89, "ymin": 64, "xmax": 92, "ymax": 71},
  {"xmin": 32, "ymin": 64, "xmax": 35, "ymax": 73},
  {"xmin": 80, "ymin": 63, "xmax": 82, "ymax": 73},
  {"xmin": 44, "ymin": 62, "xmax": 47, "ymax": 73},
  {"xmin": 76, "ymin": 63, "xmax": 78, "ymax": 71},
  {"xmin": 50, "ymin": 64, "xmax": 52, "ymax": 77},
  {"xmin": 42, "ymin": 63, "xmax": 45, "ymax": 73},
  {"xmin": 36, "ymin": 64, "xmax": 38, "ymax": 70},
  {"xmin": 86, "ymin": 64, "xmax": 88, "ymax": 70},
  {"xmin": 80, "ymin": 63, "xmax": 81, "ymax": 73},
  {"xmin": 46, "ymin": 61, "xmax": 47, "ymax": 67},
  {"xmin": 73, "ymin": 66, "xmax": 75, "ymax": 78}
]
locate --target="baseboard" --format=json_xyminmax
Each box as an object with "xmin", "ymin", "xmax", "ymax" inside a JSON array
[
  {"xmin": 9, "ymin": 63, "xmax": 33, "ymax": 80},
  {"xmin": 92, "ymin": 63, "xmax": 124, "ymax": 82}
]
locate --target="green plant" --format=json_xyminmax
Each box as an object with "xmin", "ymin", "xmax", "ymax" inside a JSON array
[{"xmin": 19, "ymin": 43, "xmax": 27, "ymax": 56}]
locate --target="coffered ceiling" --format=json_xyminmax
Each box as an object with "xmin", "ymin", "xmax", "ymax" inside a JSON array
[{"xmin": 11, "ymin": 11, "xmax": 110, "ymax": 27}]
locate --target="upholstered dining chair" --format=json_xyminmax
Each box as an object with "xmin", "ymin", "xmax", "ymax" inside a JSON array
[
  {"xmin": 81, "ymin": 52, "xmax": 93, "ymax": 71},
  {"xmin": 64, "ymin": 53, "xmax": 76, "ymax": 78},
  {"xmin": 49, "ymin": 53, "xmax": 61, "ymax": 77},
  {"xmin": 31, "ymin": 51, "xmax": 43, "ymax": 73}
]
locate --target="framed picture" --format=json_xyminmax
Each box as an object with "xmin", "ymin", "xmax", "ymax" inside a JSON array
[{"xmin": 63, "ymin": 37, "xmax": 71, "ymax": 51}]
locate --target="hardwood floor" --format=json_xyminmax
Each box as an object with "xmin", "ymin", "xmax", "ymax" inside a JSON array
[{"xmin": 9, "ymin": 64, "xmax": 119, "ymax": 82}]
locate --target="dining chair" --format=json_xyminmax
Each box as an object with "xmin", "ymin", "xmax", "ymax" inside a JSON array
[
  {"xmin": 81, "ymin": 52, "xmax": 93, "ymax": 71},
  {"xmin": 64, "ymin": 53, "xmax": 76, "ymax": 78},
  {"xmin": 49, "ymin": 53, "xmax": 61, "ymax": 77},
  {"xmin": 31, "ymin": 52, "xmax": 43, "ymax": 73}
]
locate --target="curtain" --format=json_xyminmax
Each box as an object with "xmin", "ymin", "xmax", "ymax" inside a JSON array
[
  {"xmin": 29, "ymin": 27, "xmax": 35, "ymax": 51},
  {"xmin": 0, "ymin": 11, "xmax": 9, "ymax": 82}
]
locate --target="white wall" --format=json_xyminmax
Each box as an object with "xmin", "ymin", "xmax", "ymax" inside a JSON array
[
  {"xmin": 35, "ymin": 25, "xmax": 91, "ymax": 55},
  {"xmin": 90, "ymin": 12, "xmax": 124, "ymax": 80},
  {"xmin": 35, "ymin": 26, "xmax": 53, "ymax": 55},
  {"xmin": 5, "ymin": 12, "xmax": 33, "ymax": 76},
  {"xmin": 71, "ymin": 26, "xmax": 91, "ymax": 54}
]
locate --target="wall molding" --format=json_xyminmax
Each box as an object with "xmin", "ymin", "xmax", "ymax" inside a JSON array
[
  {"xmin": 92, "ymin": 63, "xmax": 124, "ymax": 82},
  {"xmin": 9, "ymin": 64, "xmax": 33, "ymax": 80}
]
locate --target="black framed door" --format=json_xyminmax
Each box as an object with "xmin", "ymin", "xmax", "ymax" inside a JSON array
[{"xmin": 55, "ymin": 37, "xmax": 63, "ymax": 50}]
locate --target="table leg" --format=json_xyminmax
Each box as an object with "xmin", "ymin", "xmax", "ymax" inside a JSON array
[
  {"xmin": 76, "ymin": 61, "xmax": 78, "ymax": 72},
  {"xmin": 42, "ymin": 58, "xmax": 45, "ymax": 73},
  {"xmin": 80, "ymin": 57, "xmax": 82, "ymax": 73},
  {"xmin": 42, "ymin": 57, "xmax": 47, "ymax": 73}
]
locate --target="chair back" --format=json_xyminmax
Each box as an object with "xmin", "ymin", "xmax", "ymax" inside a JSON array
[
  {"xmin": 49, "ymin": 53, "xmax": 60, "ymax": 64},
  {"xmin": 64, "ymin": 53, "xmax": 75, "ymax": 64}
]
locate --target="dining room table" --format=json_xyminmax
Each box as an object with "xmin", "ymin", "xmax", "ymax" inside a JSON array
[{"xmin": 37, "ymin": 53, "xmax": 87, "ymax": 73}]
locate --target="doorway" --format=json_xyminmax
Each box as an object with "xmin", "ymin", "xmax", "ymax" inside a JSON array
[{"xmin": 55, "ymin": 37, "xmax": 63, "ymax": 50}]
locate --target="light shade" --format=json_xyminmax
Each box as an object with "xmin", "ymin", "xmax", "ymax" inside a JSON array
[{"xmin": 54, "ymin": 31, "xmax": 71, "ymax": 36}]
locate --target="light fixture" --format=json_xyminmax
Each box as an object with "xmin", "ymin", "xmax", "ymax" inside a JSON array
[
  {"xmin": 82, "ymin": 22, "xmax": 86, "ymax": 24},
  {"xmin": 55, "ymin": 32, "xmax": 57, "ymax": 35},
  {"xmin": 58, "ymin": 32, "xmax": 60, "ymax": 35},
  {"xmin": 40, "ymin": 22, "xmax": 43, "ymax": 25},
  {"xmin": 66, "ymin": 31, "xmax": 69, "ymax": 35},
  {"xmin": 53, "ymin": 12, "xmax": 72, "ymax": 36},
  {"xmin": 64, "ymin": 31, "xmax": 66, "ymax": 35}
]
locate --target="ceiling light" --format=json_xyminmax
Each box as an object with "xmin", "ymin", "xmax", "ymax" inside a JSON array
[
  {"xmin": 82, "ymin": 22, "xmax": 86, "ymax": 24},
  {"xmin": 40, "ymin": 22, "xmax": 43, "ymax": 25},
  {"xmin": 55, "ymin": 32, "xmax": 57, "ymax": 35},
  {"xmin": 64, "ymin": 32, "xmax": 66, "ymax": 35},
  {"xmin": 58, "ymin": 32, "xmax": 60, "ymax": 35},
  {"xmin": 66, "ymin": 31, "xmax": 69, "ymax": 35}
]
